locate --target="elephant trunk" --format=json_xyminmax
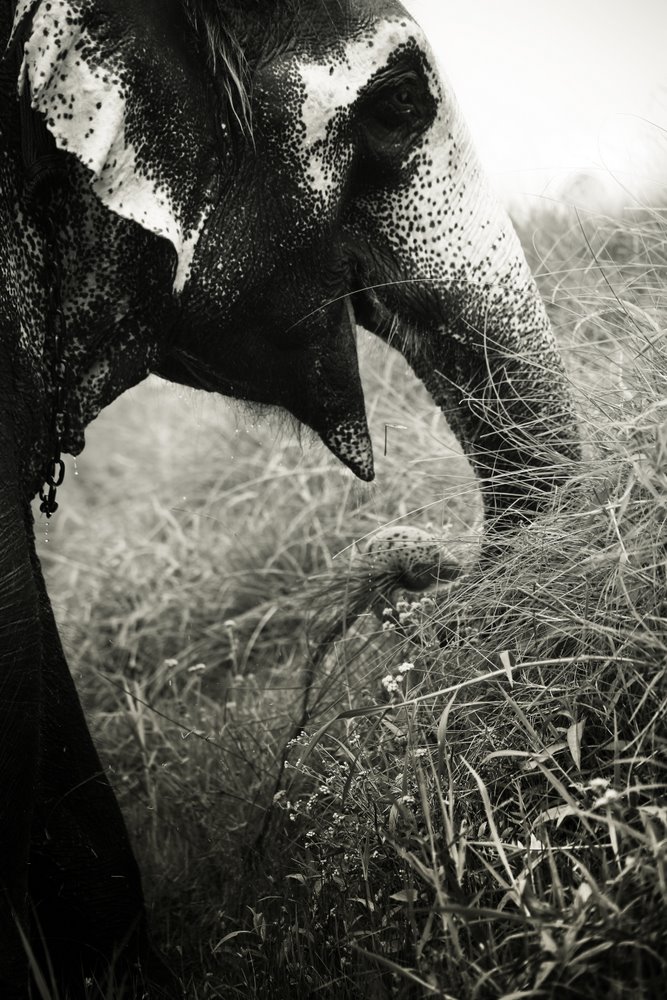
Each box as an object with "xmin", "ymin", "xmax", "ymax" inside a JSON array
[
  {"xmin": 353, "ymin": 80, "xmax": 579, "ymax": 531},
  {"xmin": 357, "ymin": 221, "xmax": 579, "ymax": 531},
  {"xmin": 407, "ymin": 269, "xmax": 579, "ymax": 529}
]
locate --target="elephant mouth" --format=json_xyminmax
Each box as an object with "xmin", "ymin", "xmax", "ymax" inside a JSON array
[
  {"xmin": 167, "ymin": 348, "xmax": 259, "ymax": 402},
  {"xmin": 353, "ymin": 276, "xmax": 455, "ymax": 356},
  {"xmin": 349, "ymin": 273, "xmax": 436, "ymax": 353},
  {"xmin": 351, "ymin": 281, "xmax": 396, "ymax": 340},
  {"xmin": 163, "ymin": 283, "xmax": 410, "ymax": 487},
  {"xmin": 162, "ymin": 330, "xmax": 376, "ymax": 482}
]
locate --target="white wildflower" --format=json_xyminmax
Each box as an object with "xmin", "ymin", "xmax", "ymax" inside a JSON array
[
  {"xmin": 594, "ymin": 788, "xmax": 621, "ymax": 808},
  {"xmin": 587, "ymin": 777, "xmax": 610, "ymax": 791}
]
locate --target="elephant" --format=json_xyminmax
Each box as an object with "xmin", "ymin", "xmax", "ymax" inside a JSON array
[{"xmin": 0, "ymin": 0, "xmax": 579, "ymax": 995}]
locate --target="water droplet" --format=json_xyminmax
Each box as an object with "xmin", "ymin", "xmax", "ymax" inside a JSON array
[{"xmin": 73, "ymin": 457, "xmax": 79, "ymax": 476}]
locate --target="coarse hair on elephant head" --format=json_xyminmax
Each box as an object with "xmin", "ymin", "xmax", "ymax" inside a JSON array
[{"xmin": 0, "ymin": 0, "xmax": 580, "ymax": 995}]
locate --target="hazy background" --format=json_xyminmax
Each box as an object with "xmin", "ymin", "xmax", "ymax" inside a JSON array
[{"xmin": 405, "ymin": 0, "xmax": 667, "ymax": 212}]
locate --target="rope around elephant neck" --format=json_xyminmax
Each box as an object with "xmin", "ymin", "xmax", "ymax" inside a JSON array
[{"xmin": 38, "ymin": 189, "xmax": 67, "ymax": 518}]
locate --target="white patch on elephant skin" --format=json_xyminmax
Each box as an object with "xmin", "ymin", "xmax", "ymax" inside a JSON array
[
  {"xmin": 14, "ymin": 0, "xmax": 210, "ymax": 293},
  {"xmin": 298, "ymin": 19, "xmax": 415, "ymax": 148},
  {"xmin": 295, "ymin": 17, "xmax": 419, "ymax": 200}
]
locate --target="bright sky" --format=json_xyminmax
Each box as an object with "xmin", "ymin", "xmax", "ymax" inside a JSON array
[{"xmin": 404, "ymin": 0, "xmax": 667, "ymax": 210}]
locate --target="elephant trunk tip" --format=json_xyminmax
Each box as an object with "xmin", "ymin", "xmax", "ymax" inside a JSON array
[{"xmin": 355, "ymin": 525, "xmax": 464, "ymax": 619}]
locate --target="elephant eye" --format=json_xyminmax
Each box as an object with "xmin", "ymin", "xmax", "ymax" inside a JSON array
[
  {"xmin": 355, "ymin": 64, "xmax": 436, "ymax": 181},
  {"xmin": 368, "ymin": 75, "xmax": 427, "ymax": 130}
]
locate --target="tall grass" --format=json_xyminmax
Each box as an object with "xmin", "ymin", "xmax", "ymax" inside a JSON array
[{"xmin": 37, "ymin": 202, "xmax": 667, "ymax": 998}]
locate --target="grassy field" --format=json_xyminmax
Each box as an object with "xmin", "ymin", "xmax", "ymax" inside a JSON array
[{"xmin": 36, "ymin": 202, "xmax": 667, "ymax": 999}]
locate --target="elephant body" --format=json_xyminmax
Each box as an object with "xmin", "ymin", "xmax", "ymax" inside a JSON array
[{"xmin": 0, "ymin": 0, "xmax": 579, "ymax": 994}]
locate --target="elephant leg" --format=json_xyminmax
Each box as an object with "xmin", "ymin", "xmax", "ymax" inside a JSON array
[
  {"xmin": 26, "ymin": 543, "xmax": 175, "ymax": 997},
  {"xmin": 0, "ymin": 389, "xmax": 42, "ymax": 998},
  {"xmin": 0, "ymin": 551, "xmax": 40, "ymax": 996}
]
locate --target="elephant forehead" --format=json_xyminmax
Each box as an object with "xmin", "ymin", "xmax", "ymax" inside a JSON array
[{"xmin": 295, "ymin": 17, "xmax": 430, "ymax": 150}]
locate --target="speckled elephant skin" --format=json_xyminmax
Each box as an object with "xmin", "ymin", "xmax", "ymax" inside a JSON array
[{"xmin": 0, "ymin": 0, "xmax": 579, "ymax": 995}]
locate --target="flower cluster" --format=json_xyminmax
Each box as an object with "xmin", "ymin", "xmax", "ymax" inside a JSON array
[
  {"xmin": 381, "ymin": 660, "xmax": 414, "ymax": 698},
  {"xmin": 379, "ymin": 595, "xmax": 447, "ymax": 655},
  {"xmin": 581, "ymin": 776, "xmax": 623, "ymax": 809}
]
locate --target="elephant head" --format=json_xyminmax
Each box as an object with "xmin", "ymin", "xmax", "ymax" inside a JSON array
[{"xmin": 4, "ymin": 0, "xmax": 578, "ymax": 529}]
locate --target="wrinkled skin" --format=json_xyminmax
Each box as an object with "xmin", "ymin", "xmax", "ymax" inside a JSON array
[{"xmin": 0, "ymin": 0, "xmax": 579, "ymax": 994}]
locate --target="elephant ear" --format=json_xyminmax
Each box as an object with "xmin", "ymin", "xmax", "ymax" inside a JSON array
[{"xmin": 9, "ymin": 0, "xmax": 219, "ymax": 291}]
